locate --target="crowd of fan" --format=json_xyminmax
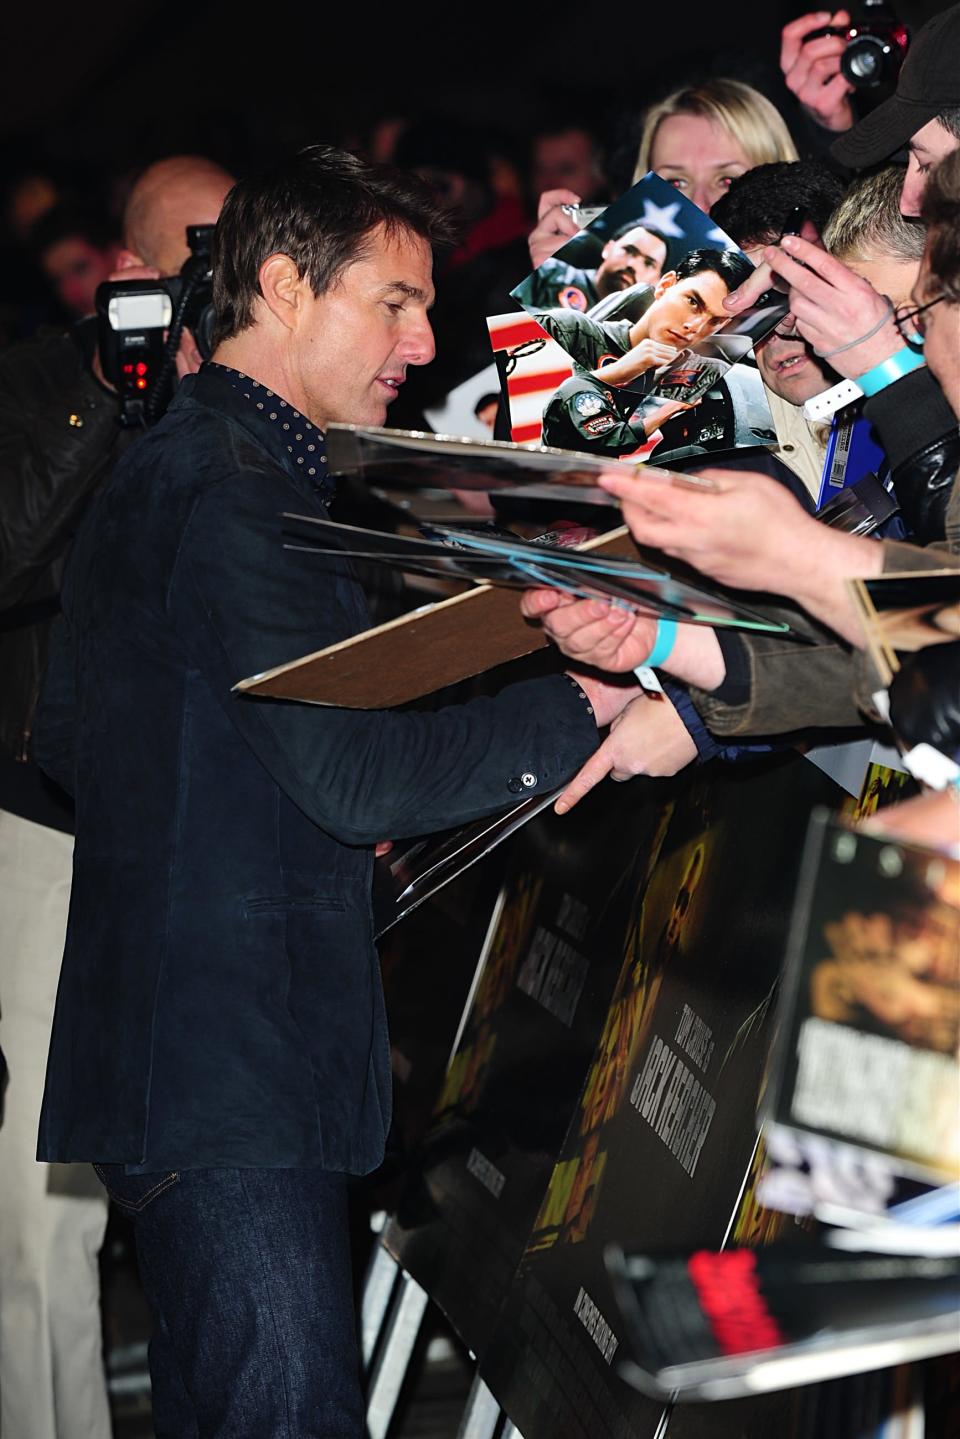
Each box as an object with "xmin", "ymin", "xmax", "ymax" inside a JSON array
[{"xmin": 520, "ymin": 7, "xmax": 960, "ymax": 842}]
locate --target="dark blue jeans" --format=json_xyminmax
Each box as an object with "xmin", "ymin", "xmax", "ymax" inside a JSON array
[{"xmin": 94, "ymin": 1164, "xmax": 364, "ymax": 1438}]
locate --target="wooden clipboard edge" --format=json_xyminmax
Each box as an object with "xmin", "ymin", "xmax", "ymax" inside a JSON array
[
  {"xmin": 233, "ymin": 525, "xmax": 635, "ymax": 699},
  {"xmin": 233, "ymin": 582, "xmax": 495, "ymax": 694},
  {"xmin": 847, "ymin": 576, "xmax": 897, "ymax": 691},
  {"xmin": 847, "ymin": 568, "xmax": 960, "ymax": 693}
]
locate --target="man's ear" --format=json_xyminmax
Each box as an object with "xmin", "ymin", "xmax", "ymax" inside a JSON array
[
  {"xmin": 258, "ymin": 253, "xmax": 306, "ymax": 332},
  {"xmin": 653, "ymin": 269, "xmax": 678, "ymax": 299},
  {"xmin": 800, "ymin": 219, "xmax": 824, "ymax": 249},
  {"xmin": 115, "ymin": 248, "xmax": 146, "ymax": 270}
]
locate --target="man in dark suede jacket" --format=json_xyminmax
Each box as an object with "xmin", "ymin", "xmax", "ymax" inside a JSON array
[{"xmin": 34, "ymin": 146, "xmax": 634, "ymax": 1436}]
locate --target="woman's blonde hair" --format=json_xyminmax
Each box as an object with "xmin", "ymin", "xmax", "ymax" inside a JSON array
[{"xmin": 633, "ymin": 78, "xmax": 798, "ymax": 182}]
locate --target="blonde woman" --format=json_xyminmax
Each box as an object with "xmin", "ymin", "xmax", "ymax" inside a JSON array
[
  {"xmin": 633, "ymin": 78, "xmax": 799, "ymax": 211},
  {"xmin": 530, "ymin": 78, "xmax": 797, "ymax": 268}
]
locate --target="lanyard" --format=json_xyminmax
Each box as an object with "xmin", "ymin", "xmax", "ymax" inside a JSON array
[{"xmin": 816, "ymin": 411, "xmax": 887, "ymax": 512}]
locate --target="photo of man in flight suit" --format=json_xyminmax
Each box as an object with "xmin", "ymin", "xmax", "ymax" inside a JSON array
[{"xmin": 538, "ymin": 247, "xmax": 752, "ymax": 457}]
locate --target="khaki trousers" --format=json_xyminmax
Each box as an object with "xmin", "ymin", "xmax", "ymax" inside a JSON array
[{"xmin": 0, "ymin": 809, "xmax": 110, "ymax": 1439}]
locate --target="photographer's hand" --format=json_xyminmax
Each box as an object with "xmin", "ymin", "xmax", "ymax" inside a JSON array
[{"xmin": 781, "ymin": 11, "xmax": 856, "ymax": 133}]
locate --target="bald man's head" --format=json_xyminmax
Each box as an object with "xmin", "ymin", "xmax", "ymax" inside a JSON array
[{"xmin": 122, "ymin": 156, "xmax": 235, "ymax": 275}]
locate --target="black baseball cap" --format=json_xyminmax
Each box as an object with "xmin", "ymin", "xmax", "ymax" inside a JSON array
[{"xmin": 831, "ymin": 2, "xmax": 960, "ymax": 169}]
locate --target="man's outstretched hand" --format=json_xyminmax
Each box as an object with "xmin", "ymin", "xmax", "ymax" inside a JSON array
[
  {"xmin": 555, "ymin": 691, "xmax": 697, "ymax": 814},
  {"xmin": 522, "ymin": 590, "xmax": 659, "ymax": 673}
]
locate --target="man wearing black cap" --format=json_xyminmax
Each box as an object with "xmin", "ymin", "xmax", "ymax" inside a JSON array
[
  {"xmin": 828, "ymin": 1, "xmax": 960, "ymax": 214},
  {"xmin": 782, "ymin": 3, "xmax": 960, "ymax": 215}
]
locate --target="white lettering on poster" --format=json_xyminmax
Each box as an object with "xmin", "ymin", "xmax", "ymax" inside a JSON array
[
  {"xmin": 630, "ymin": 1034, "xmax": 717, "ymax": 1178},
  {"xmin": 573, "ymin": 1286, "xmax": 620, "ymax": 1364},
  {"xmin": 466, "ymin": 1147, "xmax": 506, "ymax": 1199},
  {"xmin": 517, "ymin": 925, "xmax": 589, "ymax": 1026}
]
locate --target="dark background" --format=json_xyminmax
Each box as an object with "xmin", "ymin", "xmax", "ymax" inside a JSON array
[{"xmin": 0, "ymin": 1, "xmax": 946, "ymax": 179}]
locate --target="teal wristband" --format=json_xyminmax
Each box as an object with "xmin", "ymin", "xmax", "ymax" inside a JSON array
[
  {"xmin": 646, "ymin": 616, "xmax": 678, "ymax": 668},
  {"xmin": 855, "ymin": 348, "xmax": 925, "ymax": 396}
]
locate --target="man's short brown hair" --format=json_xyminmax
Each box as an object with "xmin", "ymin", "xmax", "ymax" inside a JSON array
[
  {"xmin": 212, "ymin": 144, "xmax": 454, "ymax": 344},
  {"xmin": 922, "ymin": 147, "xmax": 960, "ymax": 303},
  {"xmin": 823, "ymin": 166, "xmax": 926, "ymax": 266}
]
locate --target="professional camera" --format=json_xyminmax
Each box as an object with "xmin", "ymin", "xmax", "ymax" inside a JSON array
[
  {"xmin": 95, "ymin": 224, "xmax": 215, "ymax": 427},
  {"xmin": 806, "ymin": 0, "xmax": 909, "ymax": 89}
]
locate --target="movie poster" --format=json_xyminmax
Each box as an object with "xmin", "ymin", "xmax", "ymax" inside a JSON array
[
  {"xmin": 478, "ymin": 752, "xmax": 850, "ymax": 1439},
  {"xmin": 764, "ymin": 814, "xmax": 960, "ymax": 1186},
  {"xmin": 381, "ymin": 776, "xmax": 667, "ymax": 1356},
  {"xmin": 503, "ymin": 173, "xmax": 780, "ymax": 467}
]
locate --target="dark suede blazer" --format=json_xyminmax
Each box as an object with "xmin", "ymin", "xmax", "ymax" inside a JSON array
[{"xmin": 34, "ymin": 367, "xmax": 597, "ymax": 1174}]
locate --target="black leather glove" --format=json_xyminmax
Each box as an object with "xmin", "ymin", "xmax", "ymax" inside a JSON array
[{"xmin": 889, "ymin": 641, "xmax": 960, "ymax": 758}]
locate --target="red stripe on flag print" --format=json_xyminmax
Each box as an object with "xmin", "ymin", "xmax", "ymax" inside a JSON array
[
  {"xmin": 511, "ymin": 421, "xmax": 544, "ymax": 443},
  {"xmin": 508, "ymin": 368, "xmax": 572, "ymax": 397},
  {"xmin": 488, "ymin": 320, "xmax": 547, "ymax": 350}
]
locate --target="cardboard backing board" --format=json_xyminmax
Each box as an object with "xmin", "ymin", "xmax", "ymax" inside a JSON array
[
  {"xmin": 235, "ymin": 524, "xmax": 797, "ymax": 708},
  {"xmin": 234, "ymin": 528, "xmax": 638, "ymax": 707}
]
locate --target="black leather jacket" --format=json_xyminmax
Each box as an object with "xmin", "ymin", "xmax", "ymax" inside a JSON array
[
  {"xmin": 689, "ymin": 366, "xmax": 960, "ymax": 739},
  {"xmin": 0, "ymin": 322, "xmax": 131, "ymax": 822},
  {"xmin": 865, "ymin": 365, "xmax": 960, "ymax": 543}
]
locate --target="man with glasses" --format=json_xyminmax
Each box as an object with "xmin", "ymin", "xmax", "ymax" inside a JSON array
[{"xmin": 727, "ymin": 3, "xmax": 960, "ymax": 546}]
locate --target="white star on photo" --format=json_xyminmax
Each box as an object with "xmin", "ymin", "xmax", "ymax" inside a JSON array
[{"xmin": 636, "ymin": 198, "xmax": 685, "ymax": 238}]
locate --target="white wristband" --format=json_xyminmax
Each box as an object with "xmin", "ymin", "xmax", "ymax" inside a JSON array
[{"xmin": 802, "ymin": 378, "xmax": 864, "ymax": 423}]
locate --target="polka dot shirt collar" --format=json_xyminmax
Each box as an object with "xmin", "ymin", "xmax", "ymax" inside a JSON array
[{"xmin": 205, "ymin": 362, "xmax": 334, "ymax": 503}]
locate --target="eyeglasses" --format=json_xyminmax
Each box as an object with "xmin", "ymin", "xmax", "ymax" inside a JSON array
[{"xmin": 893, "ymin": 295, "xmax": 948, "ymax": 350}]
